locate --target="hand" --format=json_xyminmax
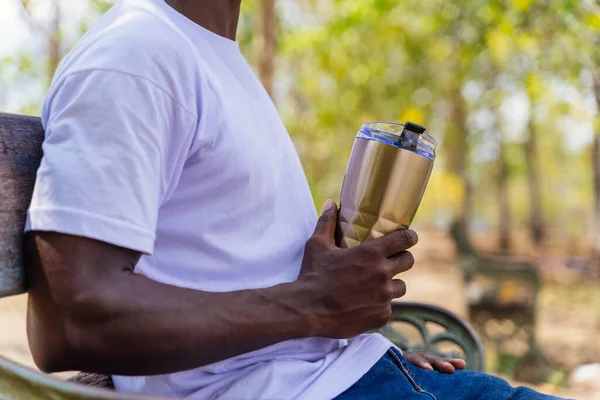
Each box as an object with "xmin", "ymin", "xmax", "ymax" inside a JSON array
[
  {"xmin": 298, "ymin": 200, "xmax": 418, "ymax": 339},
  {"xmin": 403, "ymin": 351, "xmax": 466, "ymax": 374}
]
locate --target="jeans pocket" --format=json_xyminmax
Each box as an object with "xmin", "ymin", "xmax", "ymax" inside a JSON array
[{"xmin": 388, "ymin": 349, "xmax": 437, "ymax": 400}]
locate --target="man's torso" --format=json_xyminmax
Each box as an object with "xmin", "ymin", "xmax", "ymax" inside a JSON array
[{"xmin": 38, "ymin": 1, "xmax": 392, "ymax": 398}]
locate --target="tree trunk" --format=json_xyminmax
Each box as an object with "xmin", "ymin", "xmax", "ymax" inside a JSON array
[
  {"xmin": 496, "ymin": 124, "xmax": 511, "ymax": 252},
  {"xmin": 593, "ymin": 135, "xmax": 600, "ymax": 255},
  {"xmin": 47, "ymin": 0, "xmax": 61, "ymax": 87},
  {"xmin": 447, "ymin": 87, "xmax": 471, "ymax": 224},
  {"xmin": 257, "ymin": 0, "xmax": 276, "ymax": 98},
  {"xmin": 525, "ymin": 105, "xmax": 545, "ymax": 246},
  {"xmin": 592, "ymin": 74, "xmax": 600, "ymax": 270}
]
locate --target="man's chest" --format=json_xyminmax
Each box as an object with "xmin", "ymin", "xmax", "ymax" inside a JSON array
[{"xmin": 180, "ymin": 60, "xmax": 305, "ymax": 204}]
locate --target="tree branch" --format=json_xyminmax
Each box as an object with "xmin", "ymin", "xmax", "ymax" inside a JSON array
[{"xmin": 17, "ymin": 0, "xmax": 50, "ymax": 38}]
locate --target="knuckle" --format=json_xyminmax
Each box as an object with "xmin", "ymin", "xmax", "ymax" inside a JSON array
[
  {"xmin": 402, "ymin": 229, "xmax": 413, "ymax": 248},
  {"xmin": 385, "ymin": 231, "xmax": 410, "ymax": 254},
  {"xmin": 318, "ymin": 212, "xmax": 334, "ymax": 224},
  {"xmin": 402, "ymin": 251, "xmax": 415, "ymax": 269},
  {"xmin": 407, "ymin": 251, "xmax": 415, "ymax": 264},
  {"xmin": 305, "ymin": 236, "xmax": 318, "ymax": 246},
  {"xmin": 381, "ymin": 241, "xmax": 394, "ymax": 256},
  {"xmin": 361, "ymin": 245, "xmax": 381, "ymax": 260},
  {"xmin": 374, "ymin": 263, "xmax": 389, "ymax": 282},
  {"xmin": 377, "ymin": 271, "xmax": 389, "ymax": 285},
  {"xmin": 304, "ymin": 237, "xmax": 319, "ymax": 251},
  {"xmin": 384, "ymin": 282, "xmax": 395, "ymax": 299},
  {"xmin": 376, "ymin": 282, "xmax": 394, "ymax": 302},
  {"xmin": 379, "ymin": 286, "xmax": 392, "ymax": 302}
]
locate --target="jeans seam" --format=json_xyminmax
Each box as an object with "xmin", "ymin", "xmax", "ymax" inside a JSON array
[{"xmin": 388, "ymin": 349, "xmax": 437, "ymax": 400}]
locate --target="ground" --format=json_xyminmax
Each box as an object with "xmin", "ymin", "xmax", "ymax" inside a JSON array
[{"xmin": 0, "ymin": 228, "xmax": 598, "ymax": 399}]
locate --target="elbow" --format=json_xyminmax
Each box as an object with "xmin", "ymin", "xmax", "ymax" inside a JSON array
[
  {"xmin": 28, "ymin": 318, "xmax": 86, "ymax": 374},
  {"xmin": 30, "ymin": 338, "xmax": 74, "ymax": 374},
  {"xmin": 28, "ymin": 291, "xmax": 114, "ymax": 373}
]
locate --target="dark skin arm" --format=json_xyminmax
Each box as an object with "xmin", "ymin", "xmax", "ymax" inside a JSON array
[{"xmin": 26, "ymin": 201, "xmax": 418, "ymax": 375}]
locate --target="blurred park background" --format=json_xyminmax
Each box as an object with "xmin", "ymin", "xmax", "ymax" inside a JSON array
[{"xmin": 1, "ymin": 0, "xmax": 600, "ymax": 398}]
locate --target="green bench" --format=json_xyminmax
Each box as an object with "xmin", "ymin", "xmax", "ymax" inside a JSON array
[{"xmin": 0, "ymin": 112, "xmax": 484, "ymax": 399}]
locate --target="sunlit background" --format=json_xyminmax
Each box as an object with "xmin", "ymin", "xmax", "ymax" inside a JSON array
[{"xmin": 1, "ymin": 0, "xmax": 599, "ymax": 398}]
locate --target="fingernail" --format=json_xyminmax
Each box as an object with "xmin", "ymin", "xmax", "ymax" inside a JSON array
[
  {"xmin": 321, "ymin": 199, "xmax": 334, "ymax": 215},
  {"xmin": 424, "ymin": 363, "xmax": 434, "ymax": 371},
  {"xmin": 408, "ymin": 230, "xmax": 418, "ymax": 245},
  {"xmin": 444, "ymin": 362, "xmax": 453, "ymax": 368}
]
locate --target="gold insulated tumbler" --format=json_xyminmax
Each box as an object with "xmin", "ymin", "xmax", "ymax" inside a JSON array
[{"xmin": 336, "ymin": 122, "xmax": 436, "ymax": 248}]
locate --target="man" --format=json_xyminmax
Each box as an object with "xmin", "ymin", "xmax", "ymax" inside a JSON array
[{"xmin": 25, "ymin": 0, "xmax": 562, "ymax": 398}]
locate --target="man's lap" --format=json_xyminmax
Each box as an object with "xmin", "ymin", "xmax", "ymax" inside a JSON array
[{"xmin": 336, "ymin": 348, "xmax": 566, "ymax": 400}]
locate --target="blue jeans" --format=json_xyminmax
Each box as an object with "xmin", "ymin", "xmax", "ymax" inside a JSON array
[{"xmin": 336, "ymin": 348, "xmax": 567, "ymax": 400}]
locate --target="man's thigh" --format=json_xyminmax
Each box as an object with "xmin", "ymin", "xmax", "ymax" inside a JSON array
[
  {"xmin": 337, "ymin": 348, "xmax": 567, "ymax": 400},
  {"xmin": 335, "ymin": 349, "xmax": 431, "ymax": 399}
]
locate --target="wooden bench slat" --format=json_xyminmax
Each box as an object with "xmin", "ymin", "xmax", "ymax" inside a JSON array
[
  {"xmin": 0, "ymin": 355, "xmax": 166, "ymax": 400},
  {"xmin": 0, "ymin": 113, "xmax": 45, "ymax": 298}
]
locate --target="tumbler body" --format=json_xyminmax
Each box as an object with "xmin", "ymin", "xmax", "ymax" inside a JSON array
[{"xmin": 337, "ymin": 122, "xmax": 436, "ymax": 248}]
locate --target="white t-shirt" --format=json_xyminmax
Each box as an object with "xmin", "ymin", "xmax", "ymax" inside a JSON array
[{"xmin": 26, "ymin": 0, "xmax": 393, "ymax": 398}]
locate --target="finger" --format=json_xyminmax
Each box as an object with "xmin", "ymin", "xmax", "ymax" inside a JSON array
[
  {"xmin": 447, "ymin": 358, "xmax": 466, "ymax": 370},
  {"xmin": 405, "ymin": 353, "xmax": 434, "ymax": 371},
  {"xmin": 391, "ymin": 279, "xmax": 407, "ymax": 299},
  {"xmin": 312, "ymin": 200, "xmax": 339, "ymax": 246},
  {"xmin": 422, "ymin": 354, "xmax": 466, "ymax": 371},
  {"xmin": 388, "ymin": 251, "xmax": 415, "ymax": 276},
  {"xmin": 421, "ymin": 354, "xmax": 456, "ymax": 374},
  {"xmin": 368, "ymin": 229, "xmax": 418, "ymax": 257}
]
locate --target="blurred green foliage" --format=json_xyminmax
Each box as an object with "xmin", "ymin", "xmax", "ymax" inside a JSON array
[{"xmin": 278, "ymin": 0, "xmax": 599, "ymax": 245}]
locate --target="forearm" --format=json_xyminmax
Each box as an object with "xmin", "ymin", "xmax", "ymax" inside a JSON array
[{"xmin": 29, "ymin": 272, "xmax": 315, "ymax": 375}]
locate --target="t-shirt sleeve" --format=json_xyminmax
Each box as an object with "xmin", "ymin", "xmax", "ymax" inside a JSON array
[{"xmin": 26, "ymin": 70, "xmax": 198, "ymax": 254}]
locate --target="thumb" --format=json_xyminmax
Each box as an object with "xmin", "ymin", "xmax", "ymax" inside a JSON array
[{"xmin": 312, "ymin": 199, "xmax": 338, "ymax": 245}]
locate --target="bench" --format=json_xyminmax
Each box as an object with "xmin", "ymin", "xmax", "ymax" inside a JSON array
[
  {"xmin": 0, "ymin": 112, "xmax": 484, "ymax": 398},
  {"xmin": 449, "ymin": 219, "xmax": 540, "ymax": 366}
]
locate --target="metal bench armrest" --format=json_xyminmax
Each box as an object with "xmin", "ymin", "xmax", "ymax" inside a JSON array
[{"xmin": 379, "ymin": 301, "xmax": 485, "ymax": 372}]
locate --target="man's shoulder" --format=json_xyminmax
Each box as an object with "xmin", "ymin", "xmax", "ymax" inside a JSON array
[{"xmin": 53, "ymin": 0, "xmax": 199, "ymax": 99}]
